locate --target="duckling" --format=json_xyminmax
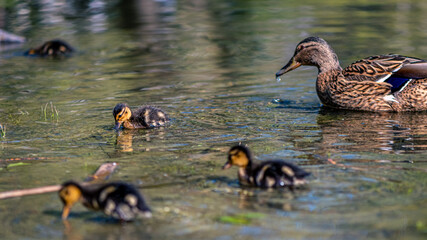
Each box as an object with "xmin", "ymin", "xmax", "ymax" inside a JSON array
[
  {"xmin": 25, "ymin": 39, "xmax": 73, "ymax": 57},
  {"xmin": 223, "ymin": 145, "xmax": 310, "ymax": 188},
  {"xmin": 59, "ymin": 181, "xmax": 152, "ymax": 221},
  {"xmin": 113, "ymin": 103, "xmax": 169, "ymax": 130}
]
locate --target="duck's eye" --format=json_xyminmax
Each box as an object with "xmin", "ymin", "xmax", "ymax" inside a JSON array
[
  {"xmin": 118, "ymin": 114, "xmax": 123, "ymax": 118},
  {"xmin": 298, "ymin": 45, "xmax": 304, "ymax": 51}
]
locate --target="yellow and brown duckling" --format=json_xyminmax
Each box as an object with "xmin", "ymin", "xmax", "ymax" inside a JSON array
[
  {"xmin": 223, "ymin": 145, "xmax": 310, "ymax": 188},
  {"xmin": 113, "ymin": 103, "xmax": 169, "ymax": 130},
  {"xmin": 276, "ymin": 37, "xmax": 427, "ymax": 112},
  {"xmin": 59, "ymin": 181, "xmax": 152, "ymax": 221},
  {"xmin": 25, "ymin": 39, "xmax": 73, "ymax": 57}
]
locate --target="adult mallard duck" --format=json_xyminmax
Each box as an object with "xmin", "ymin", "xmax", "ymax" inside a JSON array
[
  {"xmin": 59, "ymin": 181, "xmax": 152, "ymax": 221},
  {"xmin": 25, "ymin": 39, "xmax": 73, "ymax": 57},
  {"xmin": 113, "ymin": 103, "xmax": 169, "ymax": 130},
  {"xmin": 275, "ymin": 37, "xmax": 427, "ymax": 112},
  {"xmin": 222, "ymin": 145, "xmax": 310, "ymax": 188}
]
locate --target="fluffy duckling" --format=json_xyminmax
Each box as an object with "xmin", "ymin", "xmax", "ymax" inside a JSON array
[
  {"xmin": 59, "ymin": 181, "xmax": 152, "ymax": 221},
  {"xmin": 223, "ymin": 145, "xmax": 310, "ymax": 188},
  {"xmin": 25, "ymin": 39, "xmax": 73, "ymax": 57},
  {"xmin": 113, "ymin": 103, "xmax": 169, "ymax": 130}
]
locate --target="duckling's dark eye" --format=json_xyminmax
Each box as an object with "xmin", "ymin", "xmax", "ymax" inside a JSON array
[
  {"xmin": 118, "ymin": 114, "xmax": 123, "ymax": 118},
  {"xmin": 298, "ymin": 45, "xmax": 304, "ymax": 51}
]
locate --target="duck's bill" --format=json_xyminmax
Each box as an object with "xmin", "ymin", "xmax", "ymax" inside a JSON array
[
  {"xmin": 222, "ymin": 162, "xmax": 232, "ymax": 170},
  {"xmin": 275, "ymin": 58, "xmax": 301, "ymax": 77},
  {"xmin": 114, "ymin": 121, "xmax": 122, "ymax": 130},
  {"xmin": 61, "ymin": 205, "xmax": 71, "ymax": 220}
]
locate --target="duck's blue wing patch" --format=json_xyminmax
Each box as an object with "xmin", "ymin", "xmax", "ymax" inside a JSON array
[{"xmin": 385, "ymin": 76, "xmax": 412, "ymax": 93}]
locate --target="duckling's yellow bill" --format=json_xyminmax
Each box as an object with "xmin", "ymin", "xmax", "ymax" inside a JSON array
[
  {"xmin": 114, "ymin": 121, "xmax": 122, "ymax": 130},
  {"xmin": 222, "ymin": 161, "xmax": 232, "ymax": 170},
  {"xmin": 276, "ymin": 58, "xmax": 301, "ymax": 77},
  {"xmin": 61, "ymin": 205, "xmax": 71, "ymax": 220}
]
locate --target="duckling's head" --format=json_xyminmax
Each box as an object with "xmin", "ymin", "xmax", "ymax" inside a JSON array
[
  {"xmin": 113, "ymin": 103, "xmax": 132, "ymax": 130},
  {"xmin": 59, "ymin": 181, "xmax": 83, "ymax": 220},
  {"xmin": 223, "ymin": 145, "xmax": 252, "ymax": 169},
  {"xmin": 276, "ymin": 37, "xmax": 340, "ymax": 77}
]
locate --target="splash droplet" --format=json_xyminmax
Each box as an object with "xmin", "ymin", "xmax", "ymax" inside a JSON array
[{"xmin": 276, "ymin": 76, "xmax": 281, "ymax": 82}]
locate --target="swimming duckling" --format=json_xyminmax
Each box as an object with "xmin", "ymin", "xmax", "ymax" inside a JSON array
[
  {"xmin": 25, "ymin": 39, "xmax": 73, "ymax": 57},
  {"xmin": 59, "ymin": 181, "xmax": 152, "ymax": 221},
  {"xmin": 223, "ymin": 145, "xmax": 310, "ymax": 188},
  {"xmin": 113, "ymin": 103, "xmax": 169, "ymax": 130}
]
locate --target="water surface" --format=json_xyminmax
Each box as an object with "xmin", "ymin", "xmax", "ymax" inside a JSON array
[{"xmin": 0, "ymin": 0, "xmax": 426, "ymax": 239}]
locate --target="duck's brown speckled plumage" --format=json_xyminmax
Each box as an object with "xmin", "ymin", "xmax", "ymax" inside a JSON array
[
  {"xmin": 223, "ymin": 145, "xmax": 310, "ymax": 189},
  {"xmin": 342, "ymin": 55, "xmax": 425, "ymax": 82},
  {"xmin": 276, "ymin": 37, "xmax": 427, "ymax": 112},
  {"xmin": 113, "ymin": 103, "xmax": 169, "ymax": 130}
]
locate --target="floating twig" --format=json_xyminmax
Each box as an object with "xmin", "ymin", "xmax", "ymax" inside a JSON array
[
  {"xmin": 85, "ymin": 162, "xmax": 118, "ymax": 182},
  {"xmin": 0, "ymin": 185, "xmax": 62, "ymax": 199},
  {"xmin": 0, "ymin": 162, "xmax": 118, "ymax": 200},
  {"xmin": 0, "ymin": 156, "xmax": 59, "ymax": 162},
  {"xmin": 0, "ymin": 29, "xmax": 25, "ymax": 43}
]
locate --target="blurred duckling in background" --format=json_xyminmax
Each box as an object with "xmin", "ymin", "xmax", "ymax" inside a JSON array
[
  {"xmin": 25, "ymin": 39, "xmax": 73, "ymax": 57},
  {"xmin": 113, "ymin": 103, "xmax": 169, "ymax": 130},
  {"xmin": 59, "ymin": 181, "xmax": 152, "ymax": 221},
  {"xmin": 223, "ymin": 145, "xmax": 310, "ymax": 189}
]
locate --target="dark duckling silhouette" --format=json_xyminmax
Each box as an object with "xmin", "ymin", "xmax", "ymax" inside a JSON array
[{"xmin": 25, "ymin": 39, "xmax": 74, "ymax": 57}]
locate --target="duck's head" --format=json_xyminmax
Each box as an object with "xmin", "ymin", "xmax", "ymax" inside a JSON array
[
  {"xmin": 59, "ymin": 181, "xmax": 83, "ymax": 220},
  {"xmin": 223, "ymin": 145, "xmax": 252, "ymax": 169},
  {"xmin": 113, "ymin": 103, "xmax": 132, "ymax": 130},
  {"xmin": 276, "ymin": 37, "xmax": 339, "ymax": 77}
]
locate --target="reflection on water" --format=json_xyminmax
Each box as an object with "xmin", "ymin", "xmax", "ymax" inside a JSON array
[
  {"xmin": 115, "ymin": 128, "xmax": 167, "ymax": 153},
  {"xmin": 317, "ymin": 109, "xmax": 427, "ymax": 155},
  {"xmin": 116, "ymin": 130, "xmax": 135, "ymax": 152},
  {"xmin": 0, "ymin": 0, "xmax": 426, "ymax": 239}
]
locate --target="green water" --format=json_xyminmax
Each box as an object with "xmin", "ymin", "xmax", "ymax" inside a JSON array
[{"xmin": 0, "ymin": 0, "xmax": 426, "ymax": 239}]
